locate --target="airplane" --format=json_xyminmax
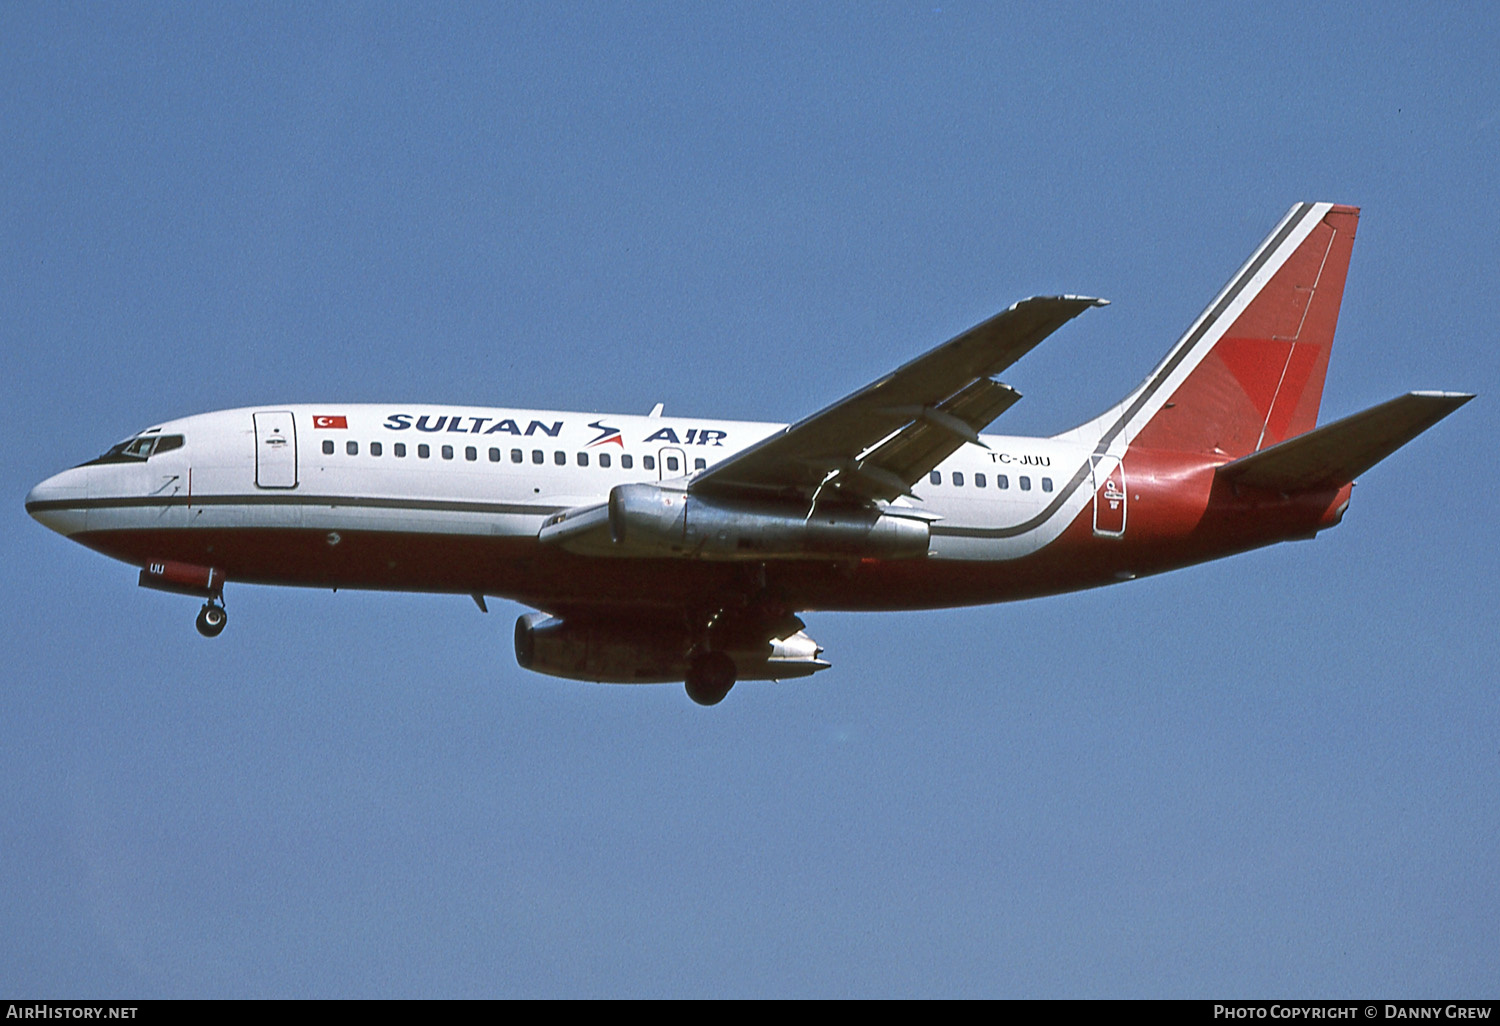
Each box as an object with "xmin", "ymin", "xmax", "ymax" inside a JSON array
[{"xmin": 25, "ymin": 202, "xmax": 1473, "ymax": 705}]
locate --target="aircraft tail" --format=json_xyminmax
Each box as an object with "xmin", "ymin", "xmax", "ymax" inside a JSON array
[
  {"xmin": 1063, "ymin": 202, "xmax": 1361, "ymax": 458},
  {"xmin": 1215, "ymin": 391, "xmax": 1474, "ymax": 492}
]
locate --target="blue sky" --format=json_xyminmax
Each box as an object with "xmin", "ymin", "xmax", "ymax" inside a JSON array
[{"xmin": 3, "ymin": 3, "xmax": 1496, "ymax": 997}]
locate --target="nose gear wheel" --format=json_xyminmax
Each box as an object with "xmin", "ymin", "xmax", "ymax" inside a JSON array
[{"xmin": 196, "ymin": 602, "xmax": 227, "ymax": 638}]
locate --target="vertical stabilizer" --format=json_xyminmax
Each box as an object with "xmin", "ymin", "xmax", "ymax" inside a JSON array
[{"xmin": 1064, "ymin": 203, "xmax": 1359, "ymax": 459}]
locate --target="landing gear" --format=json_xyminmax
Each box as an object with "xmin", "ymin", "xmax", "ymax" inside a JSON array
[
  {"xmin": 685, "ymin": 651, "xmax": 736, "ymax": 706},
  {"xmin": 196, "ymin": 602, "xmax": 227, "ymax": 638}
]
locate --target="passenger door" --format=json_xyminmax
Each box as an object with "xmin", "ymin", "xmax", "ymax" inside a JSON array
[{"xmin": 254, "ymin": 411, "xmax": 298, "ymax": 489}]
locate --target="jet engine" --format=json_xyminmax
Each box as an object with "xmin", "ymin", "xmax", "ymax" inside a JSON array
[
  {"xmin": 539, "ymin": 482, "xmax": 930, "ymax": 561},
  {"xmin": 514, "ymin": 612, "xmax": 830, "ymax": 684}
]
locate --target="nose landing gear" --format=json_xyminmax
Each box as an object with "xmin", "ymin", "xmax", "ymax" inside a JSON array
[
  {"xmin": 138, "ymin": 561, "xmax": 229, "ymax": 637},
  {"xmin": 195, "ymin": 601, "xmax": 228, "ymax": 638}
]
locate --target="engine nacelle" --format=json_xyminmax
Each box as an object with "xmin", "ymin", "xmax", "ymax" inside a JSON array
[
  {"xmin": 514, "ymin": 612, "xmax": 830, "ymax": 684},
  {"xmin": 602, "ymin": 483, "xmax": 930, "ymax": 561}
]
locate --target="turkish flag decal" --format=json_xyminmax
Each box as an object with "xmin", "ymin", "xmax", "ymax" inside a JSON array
[{"xmin": 313, "ymin": 415, "xmax": 348, "ymax": 429}]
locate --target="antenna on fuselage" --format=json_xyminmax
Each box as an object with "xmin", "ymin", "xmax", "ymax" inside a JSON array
[{"xmin": 648, "ymin": 403, "xmax": 664, "ymax": 418}]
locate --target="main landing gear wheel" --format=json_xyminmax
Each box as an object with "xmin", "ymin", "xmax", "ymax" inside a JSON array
[
  {"xmin": 685, "ymin": 651, "xmax": 736, "ymax": 707},
  {"xmin": 196, "ymin": 602, "xmax": 227, "ymax": 638}
]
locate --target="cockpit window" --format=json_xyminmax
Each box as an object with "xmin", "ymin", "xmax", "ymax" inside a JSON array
[{"xmin": 81, "ymin": 433, "xmax": 186, "ymax": 466}]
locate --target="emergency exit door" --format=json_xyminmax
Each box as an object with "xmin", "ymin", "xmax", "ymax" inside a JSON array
[
  {"xmin": 658, "ymin": 447, "xmax": 687, "ymax": 480},
  {"xmin": 254, "ymin": 411, "xmax": 298, "ymax": 489}
]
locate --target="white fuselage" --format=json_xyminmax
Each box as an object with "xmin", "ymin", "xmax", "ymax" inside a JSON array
[{"xmin": 31, "ymin": 404, "xmax": 1101, "ymax": 567}]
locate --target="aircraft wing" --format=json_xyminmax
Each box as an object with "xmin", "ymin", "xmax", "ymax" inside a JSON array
[{"xmin": 690, "ymin": 295, "xmax": 1107, "ymax": 503}]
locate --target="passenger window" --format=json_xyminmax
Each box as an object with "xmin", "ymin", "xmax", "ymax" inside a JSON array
[
  {"xmin": 322, "ymin": 440, "xmax": 335, "ymax": 455},
  {"xmin": 975, "ymin": 473, "xmax": 986, "ymax": 488},
  {"xmin": 511, "ymin": 449, "xmax": 523, "ymax": 463},
  {"xmin": 1020, "ymin": 476, "xmax": 1031, "ymax": 491},
  {"xmin": 554, "ymin": 451, "xmax": 566, "ymax": 466},
  {"xmin": 347, "ymin": 441, "xmax": 359, "ymax": 456},
  {"xmin": 694, "ymin": 457, "xmax": 706, "ymax": 470},
  {"xmin": 489, "ymin": 448, "xmax": 501, "ymax": 462},
  {"xmin": 577, "ymin": 452, "xmax": 589, "ymax": 466},
  {"xmin": 666, "ymin": 456, "xmax": 679, "ymax": 472},
  {"xmin": 952, "ymin": 472, "xmax": 964, "ymax": 487},
  {"xmin": 643, "ymin": 455, "xmax": 656, "ymax": 471},
  {"xmin": 997, "ymin": 474, "xmax": 1008, "ymax": 489},
  {"xmin": 1042, "ymin": 477, "xmax": 1053, "ymax": 492},
  {"xmin": 600, "ymin": 453, "xmax": 612, "ymax": 468},
  {"xmin": 394, "ymin": 442, "xmax": 406, "ymax": 458},
  {"xmin": 532, "ymin": 450, "xmax": 543, "ymax": 464},
  {"xmin": 621, "ymin": 454, "xmax": 633, "ymax": 470},
  {"xmin": 418, "ymin": 444, "xmax": 430, "ymax": 459},
  {"xmin": 442, "ymin": 445, "xmax": 454, "ymax": 460},
  {"xmin": 930, "ymin": 471, "xmax": 941, "ymax": 485},
  {"xmin": 465, "ymin": 446, "xmax": 477, "ymax": 461},
  {"xmin": 371, "ymin": 441, "xmax": 382, "ymax": 457}
]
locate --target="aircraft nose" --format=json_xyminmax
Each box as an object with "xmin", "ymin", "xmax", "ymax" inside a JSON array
[{"xmin": 26, "ymin": 468, "xmax": 88, "ymax": 536}]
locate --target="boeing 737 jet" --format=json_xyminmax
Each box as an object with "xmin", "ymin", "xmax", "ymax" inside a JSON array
[{"xmin": 26, "ymin": 204, "xmax": 1472, "ymax": 704}]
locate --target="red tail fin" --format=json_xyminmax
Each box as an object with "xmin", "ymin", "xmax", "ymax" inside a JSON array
[{"xmin": 1121, "ymin": 203, "xmax": 1359, "ymax": 458}]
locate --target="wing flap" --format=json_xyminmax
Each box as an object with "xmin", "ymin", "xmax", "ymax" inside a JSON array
[
  {"xmin": 835, "ymin": 379, "xmax": 1022, "ymax": 501},
  {"xmin": 1217, "ymin": 391, "xmax": 1474, "ymax": 492}
]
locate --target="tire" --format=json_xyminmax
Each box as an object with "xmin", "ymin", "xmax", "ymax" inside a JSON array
[
  {"xmin": 196, "ymin": 604, "xmax": 227, "ymax": 638},
  {"xmin": 684, "ymin": 651, "xmax": 736, "ymax": 706}
]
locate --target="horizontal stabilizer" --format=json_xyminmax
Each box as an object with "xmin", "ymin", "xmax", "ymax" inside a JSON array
[{"xmin": 1217, "ymin": 391, "xmax": 1474, "ymax": 492}]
